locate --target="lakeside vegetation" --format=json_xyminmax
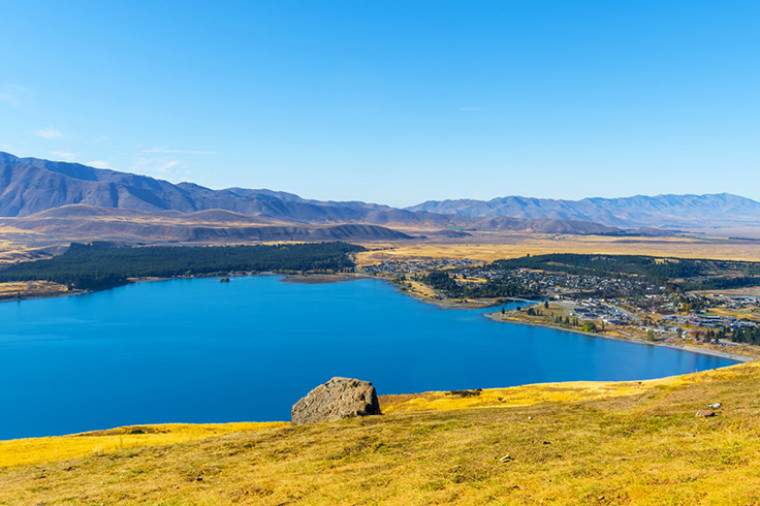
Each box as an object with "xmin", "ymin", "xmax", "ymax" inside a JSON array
[
  {"xmin": 424, "ymin": 268, "xmax": 542, "ymax": 299},
  {"xmin": 0, "ymin": 242, "xmax": 365, "ymax": 290}
]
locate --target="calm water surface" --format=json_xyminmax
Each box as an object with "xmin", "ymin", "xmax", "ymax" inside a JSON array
[{"xmin": 0, "ymin": 276, "xmax": 738, "ymax": 439}]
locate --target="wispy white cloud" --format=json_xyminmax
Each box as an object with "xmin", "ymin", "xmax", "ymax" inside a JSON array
[
  {"xmin": 131, "ymin": 157, "xmax": 189, "ymax": 180},
  {"xmin": 0, "ymin": 84, "xmax": 26, "ymax": 107},
  {"xmin": 155, "ymin": 160, "xmax": 180, "ymax": 173},
  {"xmin": 94, "ymin": 135, "xmax": 110, "ymax": 142},
  {"xmin": 50, "ymin": 151, "xmax": 77, "ymax": 161},
  {"xmin": 86, "ymin": 160, "xmax": 113, "ymax": 169},
  {"xmin": 460, "ymin": 106, "xmax": 484, "ymax": 112},
  {"xmin": 34, "ymin": 127, "xmax": 64, "ymax": 139},
  {"xmin": 141, "ymin": 146, "xmax": 214, "ymax": 155}
]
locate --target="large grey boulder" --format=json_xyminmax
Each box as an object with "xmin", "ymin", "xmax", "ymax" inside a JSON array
[{"xmin": 291, "ymin": 377, "xmax": 381, "ymax": 425}]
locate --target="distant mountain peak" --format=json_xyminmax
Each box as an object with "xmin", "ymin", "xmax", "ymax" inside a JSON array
[{"xmin": 406, "ymin": 193, "xmax": 760, "ymax": 228}]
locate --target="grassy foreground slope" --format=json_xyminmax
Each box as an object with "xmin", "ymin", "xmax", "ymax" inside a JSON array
[{"xmin": 3, "ymin": 362, "xmax": 760, "ymax": 504}]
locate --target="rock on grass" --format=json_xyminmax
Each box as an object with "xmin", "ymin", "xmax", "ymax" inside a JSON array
[{"xmin": 291, "ymin": 377, "xmax": 381, "ymax": 425}]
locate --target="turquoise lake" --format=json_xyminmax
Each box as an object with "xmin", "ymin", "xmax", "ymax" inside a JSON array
[{"xmin": 0, "ymin": 276, "xmax": 738, "ymax": 440}]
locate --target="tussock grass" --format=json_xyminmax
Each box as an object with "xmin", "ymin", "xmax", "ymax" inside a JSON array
[
  {"xmin": 0, "ymin": 422, "xmax": 286, "ymax": 468},
  {"xmin": 3, "ymin": 363, "xmax": 760, "ymax": 504},
  {"xmin": 380, "ymin": 381, "xmax": 651, "ymax": 414},
  {"xmin": 0, "ymin": 280, "xmax": 68, "ymax": 299},
  {"xmin": 356, "ymin": 233, "xmax": 760, "ymax": 265},
  {"xmin": 0, "ymin": 242, "xmax": 54, "ymax": 266}
]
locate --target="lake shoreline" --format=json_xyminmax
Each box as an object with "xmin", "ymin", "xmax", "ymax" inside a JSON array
[
  {"xmin": 0, "ymin": 271, "xmax": 361, "ymax": 305},
  {"xmin": 4, "ymin": 272, "xmax": 755, "ymax": 364},
  {"xmin": 0, "ymin": 286, "xmax": 87, "ymax": 304},
  {"xmin": 0, "ymin": 274, "xmax": 744, "ymax": 440},
  {"xmin": 383, "ymin": 279, "xmax": 758, "ymax": 362},
  {"xmin": 483, "ymin": 312, "xmax": 756, "ymax": 363}
]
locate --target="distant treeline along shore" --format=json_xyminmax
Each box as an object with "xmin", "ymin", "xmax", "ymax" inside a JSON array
[{"xmin": 0, "ymin": 242, "xmax": 365, "ymax": 290}]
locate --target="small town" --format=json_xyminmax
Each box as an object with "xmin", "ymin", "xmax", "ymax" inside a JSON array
[{"xmin": 362, "ymin": 254, "xmax": 760, "ymax": 348}]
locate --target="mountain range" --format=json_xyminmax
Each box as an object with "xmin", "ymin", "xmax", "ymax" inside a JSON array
[
  {"xmin": 408, "ymin": 194, "xmax": 760, "ymax": 229},
  {"xmin": 0, "ymin": 152, "xmax": 433, "ymax": 224},
  {"xmin": 0, "ymin": 152, "xmax": 757, "ymax": 243}
]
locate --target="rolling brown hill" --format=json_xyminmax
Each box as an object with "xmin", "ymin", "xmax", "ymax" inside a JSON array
[
  {"xmin": 0, "ymin": 152, "xmax": 447, "ymax": 227},
  {"xmin": 0, "ymin": 205, "xmax": 414, "ymax": 243},
  {"xmin": 0, "ymin": 152, "xmax": 697, "ymax": 242}
]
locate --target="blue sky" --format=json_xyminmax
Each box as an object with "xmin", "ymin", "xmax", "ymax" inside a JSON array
[{"xmin": 1, "ymin": 1, "xmax": 759, "ymax": 206}]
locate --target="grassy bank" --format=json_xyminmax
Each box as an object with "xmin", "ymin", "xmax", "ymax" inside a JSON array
[
  {"xmin": 0, "ymin": 280, "xmax": 71, "ymax": 301},
  {"xmin": 3, "ymin": 361, "xmax": 760, "ymax": 504}
]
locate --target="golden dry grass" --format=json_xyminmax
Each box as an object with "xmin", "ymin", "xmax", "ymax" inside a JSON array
[
  {"xmin": 379, "ymin": 362, "xmax": 744, "ymax": 414},
  {"xmin": 0, "ymin": 422, "xmax": 287, "ymax": 468},
  {"xmin": 406, "ymin": 279, "xmax": 439, "ymax": 299},
  {"xmin": 380, "ymin": 381, "xmax": 651, "ymax": 414},
  {"xmin": 0, "ymin": 281, "xmax": 68, "ymax": 300},
  {"xmin": 356, "ymin": 233, "xmax": 760, "ymax": 266},
  {"xmin": 690, "ymin": 287, "xmax": 760, "ymax": 297},
  {"xmin": 4, "ymin": 362, "xmax": 760, "ymax": 504},
  {"xmin": 0, "ymin": 242, "xmax": 55, "ymax": 266},
  {"xmin": 704, "ymin": 306, "xmax": 760, "ymax": 324}
]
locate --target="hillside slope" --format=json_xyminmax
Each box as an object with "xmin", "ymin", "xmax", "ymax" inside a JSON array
[
  {"xmin": 0, "ymin": 205, "xmax": 413, "ymax": 243},
  {"xmin": 0, "ymin": 152, "xmax": 449, "ymax": 227},
  {"xmin": 2, "ymin": 361, "xmax": 760, "ymax": 505},
  {"xmin": 0, "ymin": 152, "xmax": 718, "ymax": 238}
]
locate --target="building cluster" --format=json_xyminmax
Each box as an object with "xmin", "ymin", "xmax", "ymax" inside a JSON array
[
  {"xmin": 661, "ymin": 313, "xmax": 757, "ymax": 329},
  {"xmin": 362, "ymin": 258, "xmax": 479, "ymax": 277},
  {"xmin": 456, "ymin": 266, "xmax": 668, "ymax": 303},
  {"xmin": 570, "ymin": 299, "xmax": 640, "ymax": 326},
  {"xmin": 703, "ymin": 294, "xmax": 760, "ymax": 309}
]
